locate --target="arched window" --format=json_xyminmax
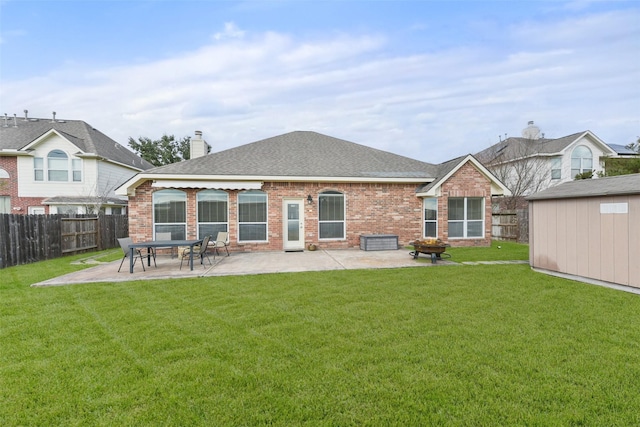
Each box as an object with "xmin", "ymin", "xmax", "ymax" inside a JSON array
[
  {"xmin": 571, "ymin": 145, "xmax": 593, "ymax": 177},
  {"xmin": 47, "ymin": 150, "xmax": 69, "ymax": 181},
  {"xmin": 153, "ymin": 189, "xmax": 187, "ymax": 239},
  {"xmin": 319, "ymin": 191, "xmax": 345, "ymax": 239},
  {"xmin": 238, "ymin": 190, "xmax": 267, "ymax": 241},
  {"xmin": 197, "ymin": 190, "xmax": 228, "ymax": 239},
  {"xmin": 0, "ymin": 168, "xmax": 9, "ymax": 179}
]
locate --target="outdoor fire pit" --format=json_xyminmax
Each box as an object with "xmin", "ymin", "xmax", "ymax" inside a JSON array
[{"xmin": 410, "ymin": 239, "xmax": 450, "ymax": 263}]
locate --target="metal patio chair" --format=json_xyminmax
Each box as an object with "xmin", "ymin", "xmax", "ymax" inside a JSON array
[
  {"xmin": 117, "ymin": 237, "xmax": 155, "ymax": 272},
  {"xmin": 179, "ymin": 235, "xmax": 212, "ymax": 270}
]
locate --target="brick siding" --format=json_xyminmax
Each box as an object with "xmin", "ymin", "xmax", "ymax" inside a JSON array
[{"xmin": 128, "ymin": 165, "xmax": 493, "ymax": 251}]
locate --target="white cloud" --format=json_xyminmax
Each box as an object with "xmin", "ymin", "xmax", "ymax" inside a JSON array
[{"xmin": 1, "ymin": 8, "xmax": 638, "ymax": 163}]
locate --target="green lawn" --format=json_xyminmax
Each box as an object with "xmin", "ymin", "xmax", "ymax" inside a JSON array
[{"xmin": 1, "ymin": 247, "xmax": 639, "ymax": 426}]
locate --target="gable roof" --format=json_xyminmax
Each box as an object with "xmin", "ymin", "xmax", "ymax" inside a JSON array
[
  {"xmin": 475, "ymin": 130, "xmax": 616, "ymax": 165},
  {"xmin": 0, "ymin": 116, "xmax": 153, "ymax": 170},
  {"xmin": 116, "ymin": 131, "xmax": 511, "ymax": 197},
  {"xmin": 415, "ymin": 154, "xmax": 511, "ymax": 197},
  {"xmin": 527, "ymin": 173, "xmax": 640, "ymax": 200}
]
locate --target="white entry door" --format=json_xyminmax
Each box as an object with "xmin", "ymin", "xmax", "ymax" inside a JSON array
[{"xmin": 283, "ymin": 199, "xmax": 305, "ymax": 251}]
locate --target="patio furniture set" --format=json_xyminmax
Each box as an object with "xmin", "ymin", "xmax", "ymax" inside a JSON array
[{"xmin": 117, "ymin": 232, "xmax": 230, "ymax": 274}]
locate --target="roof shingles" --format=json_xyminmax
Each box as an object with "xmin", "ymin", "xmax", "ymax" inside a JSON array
[
  {"xmin": 148, "ymin": 131, "xmax": 438, "ymax": 179},
  {"xmin": 0, "ymin": 117, "xmax": 153, "ymax": 170}
]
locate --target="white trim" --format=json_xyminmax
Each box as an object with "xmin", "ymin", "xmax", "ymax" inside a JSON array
[
  {"xmin": 152, "ymin": 180, "xmax": 263, "ymax": 190},
  {"xmin": 416, "ymin": 155, "xmax": 511, "ymax": 197}
]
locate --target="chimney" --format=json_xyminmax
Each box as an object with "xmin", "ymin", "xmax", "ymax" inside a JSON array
[
  {"xmin": 23, "ymin": 109, "xmax": 29, "ymax": 121},
  {"xmin": 190, "ymin": 130, "xmax": 211, "ymax": 159},
  {"xmin": 51, "ymin": 111, "xmax": 57, "ymax": 123},
  {"xmin": 522, "ymin": 120, "xmax": 542, "ymax": 140}
]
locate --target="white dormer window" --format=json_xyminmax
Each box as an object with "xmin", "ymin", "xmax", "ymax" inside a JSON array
[
  {"xmin": 33, "ymin": 150, "xmax": 82, "ymax": 182},
  {"xmin": 571, "ymin": 145, "xmax": 593, "ymax": 178}
]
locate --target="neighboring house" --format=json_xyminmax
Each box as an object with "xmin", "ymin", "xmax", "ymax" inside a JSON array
[
  {"xmin": 0, "ymin": 111, "xmax": 153, "ymax": 214},
  {"xmin": 475, "ymin": 121, "xmax": 619, "ymax": 202},
  {"xmin": 527, "ymin": 173, "xmax": 640, "ymax": 290},
  {"xmin": 116, "ymin": 131, "xmax": 511, "ymax": 252}
]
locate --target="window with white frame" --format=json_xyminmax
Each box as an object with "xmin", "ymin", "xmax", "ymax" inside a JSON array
[
  {"xmin": 550, "ymin": 157, "xmax": 561, "ymax": 180},
  {"xmin": 47, "ymin": 150, "xmax": 69, "ymax": 181},
  {"xmin": 197, "ymin": 190, "xmax": 228, "ymax": 239},
  {"xmin": 238, "ymin": 190, "xmax": 267, "ymax": 241},
  {"xmin": 571, "ymin": 145, "xmax": 593, "ymax": 177},
  {"xmin": 448, "ymin": 197, "xmax": 484, "ymax": 238},
  {"xmin": 319, "ymin": 191, "xmax": 345, "ymax": 239},
  {"xmin": 0, "ymin": 196, "xmax": 10, "ymax": 214},
  {"xmin": 153, "ymin": 189, "xmax": 187, "ymax": 240},
  {"xmin": 33, "ymin": 150, "xmax": 82, "ymax": 182},
  {"xmin": 0, "ymin": 168, "xmax": 9, "ymax": 179},
  {"xmin": 72, "ymin": 159, "xmax": 82, "ymax": 182},
  {"xmin": 424, "ymin": 198, "xmax": 437, "ymax": 238},
  {"xmin": 34, "ymin": 157, "xmax": 43, "ymax": 181}
]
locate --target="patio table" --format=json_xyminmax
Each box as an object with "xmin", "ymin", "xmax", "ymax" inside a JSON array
[{"xmin": 128, "ymin": 239, "xmax": 202, "ymax": 273}]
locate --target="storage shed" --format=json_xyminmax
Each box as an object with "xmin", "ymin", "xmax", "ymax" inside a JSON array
[{"xmin": 527, "ymin": 174, "xmax": 640, "ymax": 290}]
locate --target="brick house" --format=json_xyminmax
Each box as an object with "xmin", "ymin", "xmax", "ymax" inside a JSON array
[{"xmin": 115, "ymin": 131, "xmax": 511, "ymax": 251}]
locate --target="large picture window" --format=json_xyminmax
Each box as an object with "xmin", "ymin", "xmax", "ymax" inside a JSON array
[
  {"xmin": 571, "ymin": 145, "xmax": 593, "ymax": 178},
  {"xmin": 153, "ymin": 189, "xmax": 187, "ymax": 239},
  {"xmin": 197, "ymin": 190, "xmax": 228, "ymax": 239},
  {"xmin": 424, "ymin": 198, "xmax": 437, "ymax": 238},
  {"xmin": 238, "ymin": 190, "xmax": 267, "ymax": 241},
  {"xmin": 448, "ymin": 197, "xmax": 484, "ymax": 238},
  {"xmin": 319, "ymin": 191, "xmax": 345, "ymax": 239}
]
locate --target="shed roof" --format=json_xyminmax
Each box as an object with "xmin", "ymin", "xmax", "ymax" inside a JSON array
[{"xmin": 527, "ymin": 173, "xmax": 640, "ymax": 200}]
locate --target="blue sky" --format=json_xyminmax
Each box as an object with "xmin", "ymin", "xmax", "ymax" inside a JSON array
[{"xmin": 1, "ymin": 0, "xmax": 638, "ymax": 163}]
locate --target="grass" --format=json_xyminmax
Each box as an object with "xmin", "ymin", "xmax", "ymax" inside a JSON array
[{"xmin": 2, "ymin": 247, "xmax": 640, "ymax": 425}]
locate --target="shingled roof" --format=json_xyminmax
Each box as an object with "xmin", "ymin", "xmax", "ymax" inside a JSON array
[
  {"xmin": 475, "ymin": 131, "xmax": 615, "ymax": 165},
  {"xmin": 147, "ymin": 131, "xmax": 438, "ymax": 179},
  {"xmin": 527, "ymin": 173, "xmax": 640, "ymax": 200},
  {"xmin": 0, "ymin": 116, "xmax": 153, "ymax": 170}
]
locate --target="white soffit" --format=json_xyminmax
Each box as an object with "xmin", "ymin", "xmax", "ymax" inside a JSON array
[{"xmin": 151, "ymin": 180, "xmax": 263, "ymax": 190}]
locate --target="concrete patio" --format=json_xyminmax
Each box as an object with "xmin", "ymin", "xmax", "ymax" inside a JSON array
[{"xmin": 32, "ymin": 248, "xmax": 457, "ymax": 287}]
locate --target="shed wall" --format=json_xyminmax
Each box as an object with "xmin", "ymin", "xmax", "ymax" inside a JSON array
[{"xmin": 529, "ymin": 195, "xmax": 639, "ymax": 288}]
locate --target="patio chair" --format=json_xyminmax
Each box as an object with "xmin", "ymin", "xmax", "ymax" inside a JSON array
[
  {"xmin": 180, "ymin": 235, "xmax": 212, "ymax": 270},
  {"xmin": 211, "ymin": 231, "xmax": 230, "ymax": 257},
  {"xmin": 117, "ymin": 237, "xmax": 155, "ymax": 272},
  {"xmin": 155, "ymin": 232, "xmax": 176, "ymax": 258}
]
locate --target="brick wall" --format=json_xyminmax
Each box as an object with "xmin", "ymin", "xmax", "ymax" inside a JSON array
[
  {"xmin": 127, "ymin": 166, "xmax": 493, "ymax": 251},
  {"xmin": 439, "ymin": 162, "xmax": 492, "ymax": 247},
  {"xmin": 128, "ymin": 181, "xmax": 424, "ymax": 251}
]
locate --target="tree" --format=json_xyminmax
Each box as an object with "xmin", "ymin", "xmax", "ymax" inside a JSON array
[
  {"xmin": 477, "ymin": 137, "xmax": 549, "ymax": 210},
  {"xmin": 128, "ymin": 134, "xmax": 191, "ymax": 167}
]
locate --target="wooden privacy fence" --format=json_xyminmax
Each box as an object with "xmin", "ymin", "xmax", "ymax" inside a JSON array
[
  {"xmin": 0, "ymin": 214, "xmax": 128, "ymax": 269},
  {"xmin": 491, "ymin": 209, "xmax": 529, "ymax": 243}
]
